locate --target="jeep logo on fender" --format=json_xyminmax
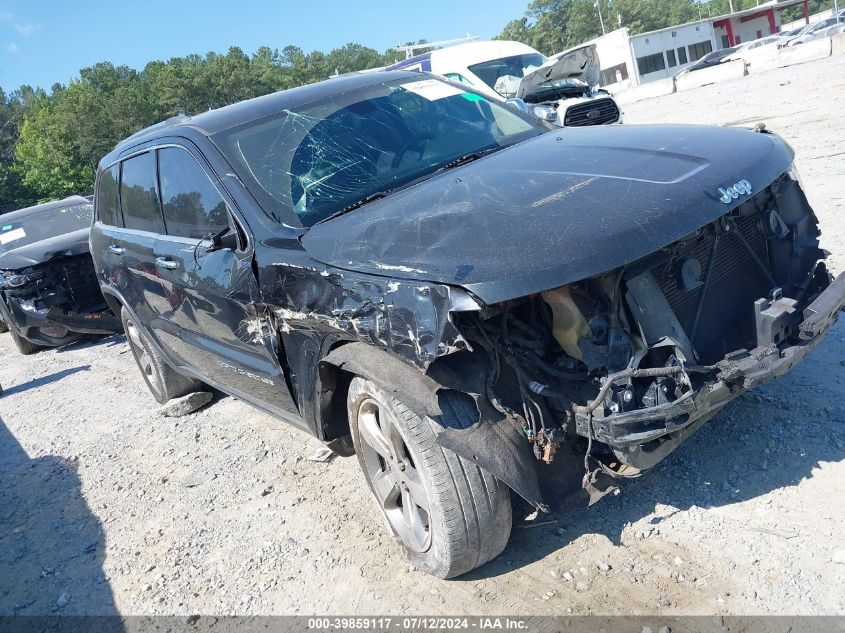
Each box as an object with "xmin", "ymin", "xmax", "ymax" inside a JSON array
[{"xmin": 719, "ymin": 179, "xmax": 752, "ymax": 204}]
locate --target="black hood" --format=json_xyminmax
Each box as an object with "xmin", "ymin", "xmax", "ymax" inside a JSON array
[
  {"xmin": 0, "ymin": 227, "xmax": 91, "ymax": 271},
  {"xmin": 302, "ymin": 124, "xmax": 794, "ymax": 305}
]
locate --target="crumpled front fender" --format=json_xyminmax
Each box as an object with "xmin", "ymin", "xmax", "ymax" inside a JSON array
[{"xmin": 320, "ymin": 342, "xmax": 545, "ymax": 510}]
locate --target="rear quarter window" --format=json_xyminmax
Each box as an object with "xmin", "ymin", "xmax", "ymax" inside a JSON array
[{"xmin": 120, "ymin": 152, "xmax": 165, "ymax": 233}]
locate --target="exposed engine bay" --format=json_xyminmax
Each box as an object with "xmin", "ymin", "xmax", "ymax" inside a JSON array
[
  {"xmin": 512, "ymin": 44, "xmax": 621, "ymax": 127},
  {"xmin": 521, "ymin": 82, "xmax": 598, "ymax": 104},
  {"xmin": 523, "ymin": 87, "xmax": 621, "ymax": 127},
  {"xmin": 449, "ymin": 171, "xmax": 839, "ymax": 491}
]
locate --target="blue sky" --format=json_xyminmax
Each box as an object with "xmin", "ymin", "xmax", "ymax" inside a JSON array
[{"xmin": 0, "ymin": 0, "xmax": 530, "ymax": 93}]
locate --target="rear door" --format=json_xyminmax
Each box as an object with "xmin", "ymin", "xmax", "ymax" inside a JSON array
[
  {"xmin": 91, "ymin": 163, "xmax": 126, "ymax": 291},
  {"xmin": 115, "ymin": 150, "xmax": 179, "ymax": 352},
  {"xmin": 153, "ymin": 144, "xmax": 298, "ymax": 418}
]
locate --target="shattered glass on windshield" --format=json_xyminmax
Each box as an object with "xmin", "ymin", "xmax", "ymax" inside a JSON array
[{"xmin": 213, "ymin": 78, "xmax": 541, "ymax": 225}]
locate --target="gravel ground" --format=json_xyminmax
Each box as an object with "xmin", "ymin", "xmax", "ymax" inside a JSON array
[{"xmin": 1, "ymin": 54, "xmax": 845, "ymax": 617}]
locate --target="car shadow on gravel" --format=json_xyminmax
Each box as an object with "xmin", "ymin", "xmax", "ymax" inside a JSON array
[
  {"xmin": 463, "ymin": 325, "xmax": 845, "ymax": 580},
  {"xmin": 54, "ymin": 333, "xmax": 125, "ymax": 354},
  {"xmin": 0, "ymin": 416, "xmax": 119, "ymax": 619},
  {"xmin": 0, "ymin": 365, "xmax": 91, "ymax": 398}
]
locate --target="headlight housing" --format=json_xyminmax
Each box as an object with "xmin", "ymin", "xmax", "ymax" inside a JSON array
[
  {"xmin": 531, "ymin": 104, "xmax": 557, "ymax": 122},
  {"xmin": 1, "ymin": 270, "xmax": 42, "ymax": 289}
]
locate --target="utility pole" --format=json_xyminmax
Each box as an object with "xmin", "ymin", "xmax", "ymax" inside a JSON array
[
  {"xmin": 729, "ymin": 0, "xmax": 735, "ymax": 13},
  {"xmin": 596, "ymin": 0, "xmax": 606, "ymax": 34},
  {"xmin": 836, "ymin": 0, "xmax": 841, "ymax": 24}
]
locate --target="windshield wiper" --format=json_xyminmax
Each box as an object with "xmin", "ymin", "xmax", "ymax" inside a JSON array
[
  {"xmin": 441, "ymin": 147, "xmax": 500, "ymax": 170},
  {"xmin": 314, "ymin": 190, "xmax": 390, "ymax": 225}
]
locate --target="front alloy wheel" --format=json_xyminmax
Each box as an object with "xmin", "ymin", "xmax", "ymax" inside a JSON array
[
  {"xmin": 348, "ymin": 377, "xmax": 512, "ymax": 578},
  {"xmin": 357, "ymin": 397, "xmax": 431, "ymax": 552}
]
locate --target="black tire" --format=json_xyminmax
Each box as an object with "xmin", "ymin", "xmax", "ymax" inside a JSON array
[
  {"xmin": 9, "ymin": 327, "xmax": 43, "ymax": 355},
  {"xmin": 121, "ymin": 307, "xmax": 200, "ymax": 404},
  {"xmin": 348, "ymin": 377, "xmax": 512, "ymax": 579},
  {"xmin": 0, "ymin": 318, "xmax": 8, "ymax": 334}
]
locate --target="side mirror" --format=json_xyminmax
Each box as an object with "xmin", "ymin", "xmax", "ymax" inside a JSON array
[
  {"xmin": 505, "ymin": 97, "xmax": 530, "ymax": 114},
  {"xmin": 207, "ymin": 227, "xmax": 239, "ymax": 253}
]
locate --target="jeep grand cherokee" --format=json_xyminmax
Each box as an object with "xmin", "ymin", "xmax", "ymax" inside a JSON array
[{"xmin": 90, "ymin": 71, "xmax": 844, "ymax": 578}]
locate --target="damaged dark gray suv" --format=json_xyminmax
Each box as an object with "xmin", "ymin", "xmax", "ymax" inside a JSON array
[{"xmin": 91, "ymin": 71, "xmax": 845, "ymax": 578}]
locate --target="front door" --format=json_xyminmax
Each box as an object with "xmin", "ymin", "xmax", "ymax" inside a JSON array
[{"xmin": 153, "ymin": 145, "xmax": 299, "ymax": 420}]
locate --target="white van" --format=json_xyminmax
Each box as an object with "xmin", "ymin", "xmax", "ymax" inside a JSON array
[{"xmin": 386, "ymin": 40, "xmax": 622, "ymax": 127}]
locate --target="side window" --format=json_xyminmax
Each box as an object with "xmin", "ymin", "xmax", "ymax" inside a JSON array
[
  {"xmin": 444, "ymin": 73, "xmax": 474, "ymax": 86},
  {"xmin": 120, "ymin": 152, "xmax": 165, "ymax": 233},
  {"xmin": 158, "ymin": 147, "xmax": 229, "ymax": 239},
  {"xmin": 97, "ymin": 164, "xmax": 121, "ymax": 226}
]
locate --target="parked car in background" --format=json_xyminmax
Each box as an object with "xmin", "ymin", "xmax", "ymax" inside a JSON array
[
  {"xmin": 92, "ymin": 70, "xmax": 844, "ymax": 578},
  {"xmin": 386, "ymin": 40, "xmax": 621, "ymax": 127},
  {"xmin": 786, "ymin": 16, "xmax": 845, "ymax": 45},
  {"xmin": 777, "ymin": 23, "xmax": 814, "ymax": 43},
  {"xmin": 674, "ymin": 46, "xmax": 738, "ymax": 76},
  {"xmin": 726, "ymin": 34, "xmax": 783, "ymax": 59},
  {"xmin": 0, "ymin": 196, "xmax": 120, "ymax": 354}
]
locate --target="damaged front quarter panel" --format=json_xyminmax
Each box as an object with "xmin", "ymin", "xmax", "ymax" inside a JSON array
[
  {"xmin": 254, "ymin": 252, "xmax": 546, "ymax": 510},
  {"xmin": 258, "ymin": 256, "xmax": 474, "ymax": 369}
]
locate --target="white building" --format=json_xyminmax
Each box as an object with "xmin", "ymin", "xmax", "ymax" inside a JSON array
[{"xmin": 586, "ymin": 0, "xmax": 812, "ymax": 90}]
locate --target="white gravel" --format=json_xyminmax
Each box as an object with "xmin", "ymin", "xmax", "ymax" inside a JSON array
[{"xmin": 1, "ymin": 54, "xmax": 844, "ymax": 616}]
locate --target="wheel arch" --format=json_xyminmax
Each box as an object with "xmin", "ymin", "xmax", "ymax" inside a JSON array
[
  {"xmin": 317, "ymin": 341, "xmax": 442, "ymax": 456},
  {"xmin": 318, "ymin": 342, "xmax": 544, "ymax": 509},
  {"xmin": 99, "ymin": 289, "xmax": 124, "ymax": 320},
  {"xmin": 99, "ymin": 287, "xmax": 170, "ymax": 362}
]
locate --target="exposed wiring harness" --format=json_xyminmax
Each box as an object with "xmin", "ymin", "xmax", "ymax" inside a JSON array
[{"xmin": 573, "ymin": 363, "xmax": 715, "ymax": 416}]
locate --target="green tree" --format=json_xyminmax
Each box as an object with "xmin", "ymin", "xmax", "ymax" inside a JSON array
[
  {"xmin": 498, "ymin": 17, "xmax": 535, "ymax": 44},
  {"xmin": 0, "ymin": 86, "xmax": 40, "ymax": 209},
  {"xmin": 15, "ymin": 95, "xmax": 95, "ymax": 197},
  {"xmin": 6, "ymin": 37, "xmax": 416, "ymax": 202}
]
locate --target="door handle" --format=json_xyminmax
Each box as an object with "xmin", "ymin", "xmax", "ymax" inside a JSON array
[
  {"xmin": 108, "ymin": 245, "xmax": 125, "ymax": 255},
  {"xmin": 155, "ymin": 257, "xmax": 180, "ymax": 271}
]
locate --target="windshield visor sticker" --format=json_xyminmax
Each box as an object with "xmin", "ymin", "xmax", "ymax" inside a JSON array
[
  {"xmin": 401, "ymin": 79, "xmax": 465, "ymax": 101},
  {"xmin": 2, "ymin": 224, "xmax": 12, "ymax": 231},
  {"xmin": 461, "ymin": 92, "xmax": 485, "ymax": 102},
  {"xmin": 0, "ymin": 227, "xmax": 26, "ymax": 245}
]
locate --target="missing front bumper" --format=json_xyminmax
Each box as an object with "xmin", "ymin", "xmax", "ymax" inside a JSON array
[
  {"xmin": 578, "ymin": 272, "xmax": 845, "ymax": 470},
  {"xmin": 3, "ymin": 296, "xmax": 120, "ymax": 347}
]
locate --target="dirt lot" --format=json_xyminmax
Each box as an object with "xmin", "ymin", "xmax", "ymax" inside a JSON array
[{"xmin": 2, "ymin": 54, "xmax": 845, "ymax": 617}]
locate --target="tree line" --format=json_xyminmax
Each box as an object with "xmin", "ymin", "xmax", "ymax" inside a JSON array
[
  {"xmin": 0, "ymin": 43, "xmax": 404, "ymax": 211},
  {"xmin": 0, "ymin": 0, "xmax": 832, "ymax": 212}
]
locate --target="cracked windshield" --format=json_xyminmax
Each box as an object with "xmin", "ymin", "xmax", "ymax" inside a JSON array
[{"xmin": 214, "ymin": 77, "xmax": 541, "ymax": 225}]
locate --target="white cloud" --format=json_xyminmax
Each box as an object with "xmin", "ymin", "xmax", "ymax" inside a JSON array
[
  {"xmin": 0, "ymin": 13, "xmax": 38, "ymax": 37},
  {"xmin": 14, "ymin": 22, "xmax": 36, "ymax": 36},
  {"xmin": 5, "ymin": 42, "xmax": 19, "ymax": 54}
]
